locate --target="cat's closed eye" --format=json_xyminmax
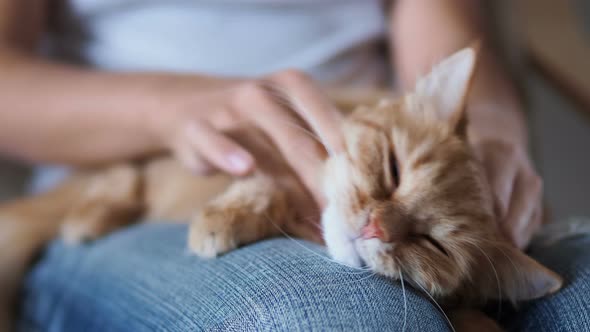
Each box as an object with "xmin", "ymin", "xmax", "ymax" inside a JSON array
[
  {"xmin": 420, "ymin": 234, "xmax": 448, "ymax": 256},
  {"xmin": 387, "ymin": 151, "xmax": 399, "ymax": 191}
]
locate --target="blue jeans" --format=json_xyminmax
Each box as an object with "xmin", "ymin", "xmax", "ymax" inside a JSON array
[{"xmin": 17, "ymin": 223, "xmax": 590, "ymax": 331}]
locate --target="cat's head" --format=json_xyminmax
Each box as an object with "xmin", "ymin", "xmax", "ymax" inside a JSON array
[{"xmin": 321, "ymin": 46, "xmax": 562, "ymax": 305}]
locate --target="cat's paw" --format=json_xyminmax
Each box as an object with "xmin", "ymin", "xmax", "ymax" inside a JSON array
[
  {"xmin": 188, "ymin": 210, "xmax": 237, "ymax": 258},
  {"xmin": 330, "ymin": 245, "xmax": 363, "ymax": 268}
]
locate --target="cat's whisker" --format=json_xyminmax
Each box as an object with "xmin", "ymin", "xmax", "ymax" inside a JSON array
[
  {"xmin": 414, "ymin": 282, "xmax": 456, "ymax": 332},
  {"xmin": 495, "ymin": 245, "xmax": 523, "ymax": 279},
  {"xmin": 475, "ymin": 237, "xmax": 510, "ymax": 248},
  {"xmin": 465, "ymin": 241, "xmax": 502, "ymax": 318},
  {"xmin": 398, "ymin": 261, "xmax": 408, "ymax": 332},
  {"xmin": 292, "ymin": 214, "xmax": 324, "ymax": 233},
  {"xmin": 262, "ymin": 213, "xmax": 373, "ymax": 274}
]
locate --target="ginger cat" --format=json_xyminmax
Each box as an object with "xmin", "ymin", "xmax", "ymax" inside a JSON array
[{"xmin": 0, "ymin": 47, "xmax": 562, "ymax": 331}]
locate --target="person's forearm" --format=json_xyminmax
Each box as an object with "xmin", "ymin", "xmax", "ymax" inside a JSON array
[
  {"xmin": 390, "ymin": 0, "xmax": 527, "ymax": 146},
  {"xmin": 0, "ymin": 49, "xmax": 233, "ymax": 166}
]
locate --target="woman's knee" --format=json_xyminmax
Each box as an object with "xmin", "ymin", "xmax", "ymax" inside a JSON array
[
  {"xmin": 211, "ymin": 238, "xmax": 449, "ymax": 331},
  {"xmin": 20, "ymin": 224, "xmax": 450, "ymax": 331}
]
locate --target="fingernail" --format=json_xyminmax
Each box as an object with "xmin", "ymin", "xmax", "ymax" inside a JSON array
[{"xmin": 227, "ymin": 152, "xmax": 253, "ymax": 173}]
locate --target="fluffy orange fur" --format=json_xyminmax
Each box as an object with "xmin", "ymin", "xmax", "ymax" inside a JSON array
[{"xmin": 0, "ymin": 46, "xmax": 561, "ymax": 332}]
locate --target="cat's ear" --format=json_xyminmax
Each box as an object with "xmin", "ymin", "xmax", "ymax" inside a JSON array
[
  {"xmin": 414, "ymin": 44, "xmax": 479, "ymax": 134},
  {"xmin": 483, "ymin": 244, "xmax": 563, "ymax": 303}
]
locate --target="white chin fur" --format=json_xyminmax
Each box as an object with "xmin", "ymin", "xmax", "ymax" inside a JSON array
[{"xmin": 321, "ymin": 203, "xmax": 363, "ymax": 268}]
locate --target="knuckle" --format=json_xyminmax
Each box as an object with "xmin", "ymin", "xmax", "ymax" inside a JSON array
[{"xmin": 233, "ymin": 82, "xmax": 267, "ymax": 110}]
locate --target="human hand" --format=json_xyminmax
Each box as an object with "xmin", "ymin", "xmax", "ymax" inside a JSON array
[
  {"xmin": 472, "ymin": 138, "xmax": 543, "ymax": 249},
  {"xmin": 145, "ymin": 70, "xmax": 344, "ymax": 205}
]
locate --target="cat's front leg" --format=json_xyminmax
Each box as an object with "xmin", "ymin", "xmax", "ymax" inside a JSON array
[
  {"xmin": 188, "ymin": 174, "xmax": 291, "ymax": 258},
  {"xmin": 60, "ymin": 164, "xmax": 143, "ymax": 244}
]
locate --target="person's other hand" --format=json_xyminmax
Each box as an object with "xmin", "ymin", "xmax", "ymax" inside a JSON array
[
  {"xmin": 145, "ymin": 69, "xmax": 344, "ymax": 205},
  {"xmin": 473, "ymin": 138, "xmax": 543, "ymax": 249}
]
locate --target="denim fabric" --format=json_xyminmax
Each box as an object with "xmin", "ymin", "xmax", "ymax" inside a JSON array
[
  {"xmin": 18, "ymin": 223, "xmax": 450, "ymax": 332},
  {"xmin": 500, "ymin": 233, "xmax": 590, "ymax": 332},
  {"xmin": 18, "ymin": 223, "xmax": 590, "ymax": 332}
]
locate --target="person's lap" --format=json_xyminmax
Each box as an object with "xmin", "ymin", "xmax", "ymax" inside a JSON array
[
  {"xmin": 17, "ymin": 223, "xmax": 449, "ymax": 331},
  {"xmin": 500, "ymin": 232, "xmax": 590, "ymax": 332},
  {"xmin": 17, "ymin": 223, "xmax": 590, "ymax": 332}
]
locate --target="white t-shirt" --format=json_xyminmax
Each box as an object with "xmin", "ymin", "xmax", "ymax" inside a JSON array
[
  {"xmin": 48, "ymin": 0, "xmax": 388, "ymax": 84},
  {"xmin": 32, "ymin": 0, "xmax": 389, "ymax": 192}
]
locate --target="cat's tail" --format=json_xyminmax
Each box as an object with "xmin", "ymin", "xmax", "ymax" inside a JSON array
[{"xmin": 0, "ymin": 175, "xmax": 90, "ymax": 331}]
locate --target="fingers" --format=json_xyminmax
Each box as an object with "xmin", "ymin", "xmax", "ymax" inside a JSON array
[
  {"xmin": 171, "ymin": 140, "xmax": 216, "ymax": 175},
  {"xmin": 176, "ymin": 121, "xmax": 255, "ymax": 175},
  {"xmin": 233, "ymin": 83, "xmax": 325, "ymax": 200},
  {"xmin": 477, "ymin": 140, "xmax": 544, "ymax": 249},
  {"xmin": 166, "ymin": 71, "xmax": 340, "ymax": 206},
  {"xmin": 477, "ymin": 141, "xmax": 518, "ymax": 219},
  {"xmin": 521, "ymin": 203, "xmax": 543, "ymax": 248},
  {"xmin": 231, "ymin": 70, "xmax": 345, "ymax": 202},
  {"xmin": 489, "ymin": 163, "xmax": 517, "ymax": 220},
  {"xmin": 501, "ymin": 169, "xmax": 543, "ymax": 249},
  {"xmin": 268, "ymin": 70, "xmax": 345, "ymax": 154}
]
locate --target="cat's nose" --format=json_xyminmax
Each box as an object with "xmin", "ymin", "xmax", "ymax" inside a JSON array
[
  {"xmin": 361, "ymin": 207, "xmax": 412, "ymax": 243},
  {"xmin": 361, "ymin": 212, "xmax": 391, "ymax": 242}
]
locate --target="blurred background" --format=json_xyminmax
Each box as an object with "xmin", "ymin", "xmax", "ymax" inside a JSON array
[
  {"xmin": 0, "ymin": 0, "xmax": 588, "ymax": 223},
  {"xmin": 514, "ymin": 0, "xmax": 590, "ymax": 221}
]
